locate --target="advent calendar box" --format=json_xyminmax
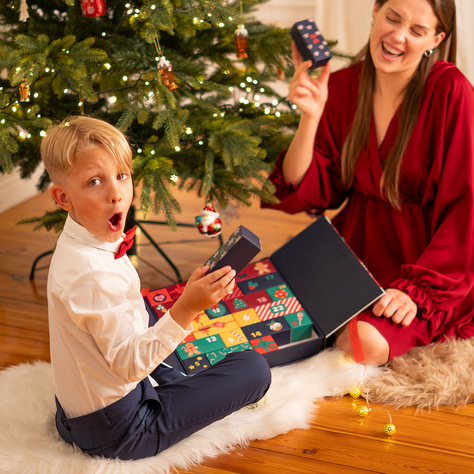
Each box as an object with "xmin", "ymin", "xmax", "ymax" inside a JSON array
[{"xmin": 145, "ymin": 216, "xmax": 384, "ymax": 373}]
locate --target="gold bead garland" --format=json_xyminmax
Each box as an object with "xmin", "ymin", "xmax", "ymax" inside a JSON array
[{"xmin": 350, "ymin": 385, "xmax": 397, "ymax": 439}]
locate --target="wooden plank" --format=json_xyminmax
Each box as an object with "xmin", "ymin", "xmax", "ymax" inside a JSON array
[
  {"xmin": 311, "ymin": 397, "xmax": 474, "ymax": 457},
  {"xmin": 176, "ymin": 446, "xmax": 372, "ymax": 474}
]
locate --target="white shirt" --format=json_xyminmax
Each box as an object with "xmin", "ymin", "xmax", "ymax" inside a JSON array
[{"xmin": 48, "ymin": 215, "xmax": 190, "ymax": 418}]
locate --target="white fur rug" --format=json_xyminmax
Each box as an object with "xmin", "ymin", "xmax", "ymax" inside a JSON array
[{"xmin": 0, "ymin": 349, "xmax": 379, "ymax": 474}]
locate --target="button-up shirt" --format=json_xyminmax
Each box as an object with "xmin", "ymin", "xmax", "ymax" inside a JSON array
[{"xmin": 48, "ymin": 215, "xmax": 189, "ymax": 418}]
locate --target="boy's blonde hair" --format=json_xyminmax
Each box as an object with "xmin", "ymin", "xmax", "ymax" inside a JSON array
[{"xmin": 41, "ymin": 116, "xmax": 133, "ymax": 183}]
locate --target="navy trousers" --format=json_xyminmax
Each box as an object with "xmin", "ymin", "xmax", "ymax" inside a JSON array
[{"xmin": 55, "ymin": 350, "xmax": 271, "ymax": 460}]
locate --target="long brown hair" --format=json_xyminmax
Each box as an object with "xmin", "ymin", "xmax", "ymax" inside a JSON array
[{"xmin": 340, "ymin": 0, "xmax": 457, "ymax": 209}]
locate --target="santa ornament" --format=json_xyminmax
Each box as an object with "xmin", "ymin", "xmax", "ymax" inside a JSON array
[
  {"xmin": 80, "ymin": 0, "xmax": 107, "ymax": 18},
  {"xmin": 195, "ymin": 204, "xmax": 222, "ymax": 238}
]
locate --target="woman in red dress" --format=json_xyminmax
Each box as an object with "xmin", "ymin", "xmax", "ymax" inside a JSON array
[{"xmin": 263, "ymin": 0, "xmax": 474, "ymax": 365}]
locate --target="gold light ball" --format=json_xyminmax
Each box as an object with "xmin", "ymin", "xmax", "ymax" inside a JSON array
[
  {"xmin": 356, "ymin": 405, "xmax": 369, "ymax": 419},
  {"xmin": 349, "ymin": 386, "xmax": 361, "ymax": 400},
  {"xmin": 383, "ymin": 423, "xmax": 396, "ymax": 437}
]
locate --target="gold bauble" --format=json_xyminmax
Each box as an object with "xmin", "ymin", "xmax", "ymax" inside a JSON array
[
  {"xmin": 356, "ymin": 405, "xmax": 369, "ymax": 419},
  {"xmin": 383, "ymin": 423, "xmax": 396, "ymax": 437},
  {"xmin": 349, "ymin": 386, "xmax": 361, "ymax": 399}
]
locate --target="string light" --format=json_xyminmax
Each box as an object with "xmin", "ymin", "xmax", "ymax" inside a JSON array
[{"xmin": 350, "ymin": 386, "xmax": 397, "ymax": 439}]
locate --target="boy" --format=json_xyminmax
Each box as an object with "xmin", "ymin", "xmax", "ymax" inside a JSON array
[{"xmin": 41, "ymin": 116, "xmax": 271, "ymax": 460}]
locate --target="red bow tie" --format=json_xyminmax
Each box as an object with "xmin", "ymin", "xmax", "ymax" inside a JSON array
[{"xmin": 115, "ymin": 226, "xmax": 137, "ymax": 259}]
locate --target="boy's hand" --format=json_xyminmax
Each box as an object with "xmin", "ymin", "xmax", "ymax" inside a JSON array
[{"xmin": 170, "ymin": 266, "xmax": 236, "ymax": 330}]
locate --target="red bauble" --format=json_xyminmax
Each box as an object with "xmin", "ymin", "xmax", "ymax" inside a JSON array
[{"xmin": 80, "ymin": 0, "xmax": 107, "ymax": 18}]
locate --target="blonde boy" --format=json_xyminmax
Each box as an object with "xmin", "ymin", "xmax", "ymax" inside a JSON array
[{"xmin": 42, "ymin": 116, "xmax": 271, "ymax": 460}]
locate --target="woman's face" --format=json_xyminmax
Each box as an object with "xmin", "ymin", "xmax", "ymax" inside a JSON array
[{"xmin": 370, "ymin": 0, "xmax": 446, "ymax": 81}]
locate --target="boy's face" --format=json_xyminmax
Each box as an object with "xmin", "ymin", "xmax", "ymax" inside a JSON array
[{"xmin": 51, "ymin": 145, "xmax": 134, "ymax": 243}]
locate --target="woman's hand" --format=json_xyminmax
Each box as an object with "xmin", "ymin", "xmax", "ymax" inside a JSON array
[
  {"xmin": 288, "ymin": 41, "xmax": 331, "ymax": 118},
  {"xmin": 170, "ymin": 266, "xmax": 236, "ymax": 329},
  {"xmin": 372, "ymin": 289, "xmax": 418, "ymax": 326}
]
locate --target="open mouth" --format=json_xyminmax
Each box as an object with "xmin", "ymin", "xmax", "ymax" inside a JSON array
[
  {"xmin": 382, "ymin": 42, "xmax": 403, "ymax": 58},
  {"xmin": 108, "ymin": 212, "xmax": 122, "ymax": 232}
]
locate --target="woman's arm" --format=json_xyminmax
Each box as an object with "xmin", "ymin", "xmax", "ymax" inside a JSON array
[{"xmin": 282, "ymin": 43, "xmax": 331, "ymax": 186}]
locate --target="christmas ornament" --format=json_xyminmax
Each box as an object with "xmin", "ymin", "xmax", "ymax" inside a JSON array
[
  {"xmin": 349, "ymin": 386, "xmax": 361, "ymax": 400},
  {"xmin": 351, "ymin": 387, "xmax": 397, "ymax": 440},
  {"xmin": 356, "ymin": 404, "xmax": 369, "ymax": 419},
  {"xmin": 19, "ymin": 0, "xmax": 29, "ymax": 22},
  {"xmin": 158, "ymin": 56, "xmax": 178, "ymax": 91},
  {"xmin": 19, "ymin": 78, "xmax": 30, "ymax": 102},
  {"xmin": 234, "ymin": 25, "xmax": 249, "ymax": 59},
  {"xmin": 383, "ymin": 423, "xmax": 397, "ymax": 437},
  {"xmin": 195, "ymin": 204, "xmax": 222, "ymax": 238},
  {"xmin": 80, "ymin": 0, "xmax": 107, "ymax": 19}
]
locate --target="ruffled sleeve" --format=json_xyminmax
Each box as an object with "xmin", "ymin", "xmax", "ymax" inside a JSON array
[{"xmin": 390, "ymin": 65, "xmax": 474, "ymax": 320}]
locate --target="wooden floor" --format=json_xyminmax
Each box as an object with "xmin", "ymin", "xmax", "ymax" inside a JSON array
[{"xmin": 1, "ymin": 189, "xmax": 473, "ymax": 473}]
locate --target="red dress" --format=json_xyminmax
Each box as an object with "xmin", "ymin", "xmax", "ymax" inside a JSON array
[{"xmin": 263, "ymin": 61, "xmax": 474, "ymax": 357}]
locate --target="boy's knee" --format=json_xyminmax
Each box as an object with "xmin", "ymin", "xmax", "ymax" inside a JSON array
[{"xmin": 230, "ymin": 350, "xmax": 272, "ymax": 389}]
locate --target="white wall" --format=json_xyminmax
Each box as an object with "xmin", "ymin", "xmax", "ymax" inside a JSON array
[{"xmin": 0, "ymin": 166, "xmax": 45, "ymax": 214}]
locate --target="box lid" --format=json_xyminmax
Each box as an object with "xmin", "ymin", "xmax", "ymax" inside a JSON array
[{"xmin": 270, "ymin": 216, "xmax": 384, "ymax": 337}]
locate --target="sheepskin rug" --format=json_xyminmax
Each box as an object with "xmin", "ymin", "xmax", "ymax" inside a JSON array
[
  {"xmin": 363, "ymin": 337, "xmax": 474, "ymax": 409},
  {"xmin": 0, "ymin": 348, "xmax": 379, "ymax": 474}
]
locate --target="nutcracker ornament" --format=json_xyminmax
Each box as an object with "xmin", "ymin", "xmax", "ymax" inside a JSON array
[
  {"xmin": 158, "ymin": 56, "xmax": 178, "ymax": 91},
  {"xmin": 19, "ymin": 78, "xmax": 30, "ymax": 102},
  {"xmin": 234, "ymin": 25, "xmax": 249, "ymax": 59},
  {"xmin": 195, "ymin": 204, "xmax": 222, "ymax": 238},
  {"xmin": 80, "ymin": 0, "xmax": 107, "ymax": 18}
]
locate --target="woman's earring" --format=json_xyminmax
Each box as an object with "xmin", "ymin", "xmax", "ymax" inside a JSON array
[
  {"xmin": 371, "ymin": 19, "xmax": 375, "ymax": 27},
  {"xmin": 424, "ymin": 49, "xmax": 434, "ymax": 57}
]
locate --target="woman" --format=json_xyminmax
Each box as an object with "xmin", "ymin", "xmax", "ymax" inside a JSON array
[{"xmin": 263, "ymin": 0, "xmax": 474, "ymax": 365}]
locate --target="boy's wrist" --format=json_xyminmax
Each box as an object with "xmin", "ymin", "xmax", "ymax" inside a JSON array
[{"xmin": 169, "ymin": 298, "xmax": 199, "ymax": 330}]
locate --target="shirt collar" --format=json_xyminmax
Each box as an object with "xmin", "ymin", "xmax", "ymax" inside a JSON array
[{"xmin": 63, "ymin": 214, "xmax": 124, "ymax": 255}]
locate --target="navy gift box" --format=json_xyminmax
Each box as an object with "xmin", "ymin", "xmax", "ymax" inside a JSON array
[
  {"xmin": 146, "ymin": 216, "xmax": 384, "ymax": 373},
  {"xmin": 205, "ymin": 225, "xmax": 261, "ymax": 275},
  {"xmin": 291, "ymin": 18, "xmax": 332, "ymax": 70}
]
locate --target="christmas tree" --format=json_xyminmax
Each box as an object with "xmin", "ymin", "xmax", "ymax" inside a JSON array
[{"xmin": 0, "ymin": 0, "xmax": 338, "ymax": 229}]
